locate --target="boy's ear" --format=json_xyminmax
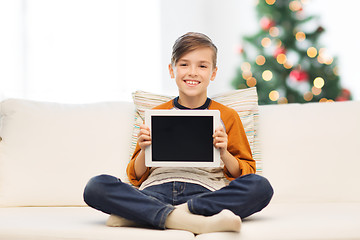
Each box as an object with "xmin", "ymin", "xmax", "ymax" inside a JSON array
[
  {"xmin": 210, "ymin": 67, "xmax": 218, "ymax": 81},
  {"xmin": 168, "ymin": 64, "xmax": 175, "ymax": 79}
]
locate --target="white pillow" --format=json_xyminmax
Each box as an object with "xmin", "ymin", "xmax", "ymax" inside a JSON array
[
  {"xmin": 130, "ymin": 87, "xmax": 262, "ymax": 173},
  {"xmin": 0, "ymin": 99, "xmax": 134, "ymax": 207}
]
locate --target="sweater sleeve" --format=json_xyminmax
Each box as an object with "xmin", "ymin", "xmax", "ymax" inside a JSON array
[
  {"xmin": 126, "ymin": 142, "xmax": 151, "ymax": 187},
  {"xmin": 217, "ymin": 106, "xmax": 256, "ymax": 180}
]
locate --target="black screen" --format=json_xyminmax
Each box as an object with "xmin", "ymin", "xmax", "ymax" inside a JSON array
[{"xmin": 151, "ymin": 116, "xmax": 213, "ymax": 162}]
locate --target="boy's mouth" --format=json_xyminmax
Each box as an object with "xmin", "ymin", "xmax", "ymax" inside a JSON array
[{"xmin": 184, "ymin": 80, "xmax": 200, "ymax": 86}]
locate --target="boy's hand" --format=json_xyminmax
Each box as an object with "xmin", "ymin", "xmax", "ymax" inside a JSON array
[
  {"xmin": 138, "ymin": 124, "xmax": 151, "ymax": 150},
  {"xmin": 213, "ymin": 126, "xmax": 228, "ymax": 155}
]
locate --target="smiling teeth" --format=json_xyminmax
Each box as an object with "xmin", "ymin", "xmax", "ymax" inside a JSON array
[{"xmin": 186, "ymin": 81, "xmax": 199, "ymax": 85}]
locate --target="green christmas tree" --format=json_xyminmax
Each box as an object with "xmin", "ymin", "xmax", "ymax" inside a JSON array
[{"xmin": 232, "ymin": 0, "xmax": 352, "ymax": 105}]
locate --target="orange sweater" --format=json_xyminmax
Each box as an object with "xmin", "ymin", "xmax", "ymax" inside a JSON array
[{"xmin": 126, "ymin": 99, "xmax": 256, "ymax": 187}]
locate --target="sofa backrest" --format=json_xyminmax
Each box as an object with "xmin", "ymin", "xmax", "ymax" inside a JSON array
[
  {"xmin": 259, "ymin": 101, "xmax": 360, "ymax": 203},
  {"xmin": 0, "ymin": 99, "xmax": 135, "ymax": 207},
  {"xmin": 1, "ymin": 98, "xmax": 359, "ymax": 207}
]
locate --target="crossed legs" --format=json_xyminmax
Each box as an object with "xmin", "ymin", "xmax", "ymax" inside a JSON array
[{"xmin": 83, "ymin": 174, "xmax": 273, "ymax": 234}]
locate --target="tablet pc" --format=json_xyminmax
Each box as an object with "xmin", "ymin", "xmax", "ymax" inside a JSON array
[{"xmin": 145, "ymin": 109, "xmax": 221, "ymax": 167}]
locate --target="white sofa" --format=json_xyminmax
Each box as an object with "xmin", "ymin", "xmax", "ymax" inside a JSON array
[{"xmin": 0, "ymin": 96, "xmax": 359, "ymax": 240}]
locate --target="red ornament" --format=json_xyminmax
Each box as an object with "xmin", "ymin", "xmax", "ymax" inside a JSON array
[
  {"xmin": 289, "ymin": 69, "xmax": 308, "ymax": 82},
  {"xmin": 260, "ymin": 17, "xmax": 275, "ymax": 31},
  {"xmin": 341, "ymin": 88, "xmax": 351, "ymax": 98},
  {"xmin": 237, "ymin": 45, "xmax": 244, "ymax": 54},
  {"xmin": 274, "ymin": 47, "xmax": 286, "ymax": 58},
  {"xmin": 335, "ymin": 96, "xmax": 348, "ymax": 102},
  {"xmin": 336, "ymin": 88, "xmax": 351, "ymax": 101}
]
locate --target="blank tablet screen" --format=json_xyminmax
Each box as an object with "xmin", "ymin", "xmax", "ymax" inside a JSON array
[{"xmin": 151, "ymin": 116, "xmax": 213, "ymax": 162}]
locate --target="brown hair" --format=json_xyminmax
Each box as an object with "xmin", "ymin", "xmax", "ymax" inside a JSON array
[{"xmin": 171, "ymin": 32, "xmax": 218, "ymax": 68}]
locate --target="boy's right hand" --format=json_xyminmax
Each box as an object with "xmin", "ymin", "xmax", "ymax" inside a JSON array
[{"xmin": 138, "ymin": 124, "xmax": 151, "ymax": 150}]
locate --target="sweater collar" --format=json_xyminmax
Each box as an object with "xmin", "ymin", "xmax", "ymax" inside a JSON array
[{"xmin": 173, "ymin": 97, "xmax": 211, "ymax": 110}]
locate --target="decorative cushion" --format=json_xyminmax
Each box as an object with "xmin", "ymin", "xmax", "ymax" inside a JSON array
[
  {"xmin": 130, "ymin": 87, "xmax": 261, "ymax": 174},
  {"xmin": 0, "ymin": 99, "xmax": 134, "ymax": 207}
]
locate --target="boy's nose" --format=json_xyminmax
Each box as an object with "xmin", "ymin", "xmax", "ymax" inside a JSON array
[{"xmin": 189, "ymin": 66, "xmax": 198, "ymax": 76}]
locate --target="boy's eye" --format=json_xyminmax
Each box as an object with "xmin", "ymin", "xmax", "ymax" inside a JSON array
[
  {"xmin": 179, "ymin": 63, "xmax": 188, "ymax": 66},
  {"xmin": 200, "ymin": 65, "xmax": 207, "ymax": 68}
]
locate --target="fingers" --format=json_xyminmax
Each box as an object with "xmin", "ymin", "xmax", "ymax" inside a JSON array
[
  {"xmin": 213, "ymin": 126, "xmax": 226, "ymax": 139},
  {"xmin": 139, "ymin": 124, "xmax": 150, "ymax": 137},
  {"xmin": 138, "ymin": 124, "xmax": 151, "ymax": 150},
  {"xmin": 213, "ymin": 126, "xmax": 228, "ymax": 150}
]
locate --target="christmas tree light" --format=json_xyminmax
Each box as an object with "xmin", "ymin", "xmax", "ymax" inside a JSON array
[{"xmin": 232, "ymin": 0, "xmax": 352, "ymax": 104}]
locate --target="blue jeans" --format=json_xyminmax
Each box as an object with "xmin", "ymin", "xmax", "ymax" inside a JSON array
[{"xmin": 83, "ymin": 174, "xmax": 273, "ymax": 229}]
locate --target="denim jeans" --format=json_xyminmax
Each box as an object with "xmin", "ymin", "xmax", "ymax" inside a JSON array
[{"xmin": 83, "ymin": 173, "xmax": 273, "ymax": 229}]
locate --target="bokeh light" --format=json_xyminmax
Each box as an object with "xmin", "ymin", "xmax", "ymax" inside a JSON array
[
  {"xmin": 289, "ymin": 0, "xmax": 302, "ymax": 11},
  {"xmin": 295, "ymin": 32, "xmax": 306, "ymax": 41},
  {"xmin": 313, "ymin": 77, "xmax": 325, "ymax": 88},
  {"xmin": 241, "ymin": 62, "xmax": 251, "ymax": 72},
  {"xmin": 283, "ymin": 61, "xmax": 293, "ymax": 69},
  {"xmin": 246, "ymin": 77, "xmax": 257, "ymax": 87},
  {"xmin": 262, "ymin": 70, "xmax": 273, "ymax": 81},
  {"xmin": 242, "ymin": 71, "xmax": 252, "ymax": 80},
  {"xmin": 312, "ymin": 86, "xmax": 322, "ymax": 95},
  {"xmin": 317, "ymin": 48, "xmax": 333, "ymax": 65},
  {"xmin": 256, "ymin": 55, "xmax": 266, "ymax": 65},
  {"xmin": 269, "ymin": 90, "xmax": 280, "ymax": 101},
  {"xmin": 269, "ymin": 27, "xmax": 280, "ymax": 37},
  {"xmin": 307, "ymin": 47, "xmax": 317, "ymax": 58},
  {"xmin": 266, "ymin": 0, "xmax": 276, "ymax": 5},
  {"xmin": 277, "ymin": 97, "xmax": 288, "ymax": 104},
  {"xmin": 303, "ymin": 91, "xmax": 313, "ymax": 101},
  {"xmin": 261, "ymin": 37, "xmax": 272, "ymax": 47},
  {"xmin": 276, "ymin": 53, "xmax": 287, "ymax": 64}
]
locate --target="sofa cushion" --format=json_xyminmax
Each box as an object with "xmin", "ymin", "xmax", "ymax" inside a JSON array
[
  {"xmin": 195, "ymin": 202, "xmax": 360, "ymax": 240},
  {"xmin": 0, "ymin": 207, "xmax": 195, "ymax": 240},
  {"xmin": 130, "ymin": 87, "xmax": 261, "ymax": 173},
  {"xmin": 258, "ymin": 101, "xmax": 360, "ymax": 202},
  {"xmin": 0, "ymin": 99, "xmax": 134, "ymax": 207},
  {"xmin": 1, "ymin": 203, "xmax": 359, "ymax": 240}
]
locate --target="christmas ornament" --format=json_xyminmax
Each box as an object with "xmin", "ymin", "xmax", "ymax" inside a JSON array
[
  {"xmin": 289, "ymin": 68, "xmax": 308, "ymax": 82},
  {"xmin": 341, "ymin": 88, "xmax": 351, "ymax": 98},
  {"xmin": 336, "ymin": 88, "xmax": 351, "ymax": 101},
  {"xmin": 335, "ymin": 96, "xmax": 348, "ymax": 102},
  {"xmin": 273, "ymin": 46, "xmax": 286, "ymax": 58},
  {"xmin": 237, "ymin": 44, "xmax": 244, "ymax": 54},
  {"xmin": 260, "ymin": 17, "xmax": 275, "ymax": 31}
]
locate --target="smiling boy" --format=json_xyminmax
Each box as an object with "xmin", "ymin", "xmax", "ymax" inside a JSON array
[{"xmin": 83, "ymin": 32, "xmax": 273, "ymax": 234}]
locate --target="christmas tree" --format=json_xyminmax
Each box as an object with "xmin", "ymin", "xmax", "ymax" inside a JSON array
[{"xmin": 232, "ymin": 0, "xmax": 352, "ymax": 105}]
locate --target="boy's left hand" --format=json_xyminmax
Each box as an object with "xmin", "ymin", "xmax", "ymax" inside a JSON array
[{"xmin": 213, "ymin": 126, "xmax": 228, "ymax": 155}]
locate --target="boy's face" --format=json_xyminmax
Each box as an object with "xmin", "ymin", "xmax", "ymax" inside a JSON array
[{"xmin": 169, "ymin": 47, "xmax": 217, "ymax": 101}]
